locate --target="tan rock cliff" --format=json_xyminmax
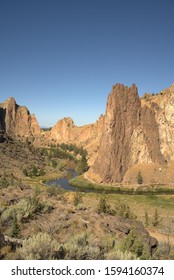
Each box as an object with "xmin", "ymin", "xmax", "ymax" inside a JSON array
[
  {"xmin": 87, "ymin": 83, "xmax": 166, "ymax": 183},
  {"xmin": 0, "ymin": 97, "xmax": 41, "ymax": 137},
  {"xmin": 45, "ymin": 115, "xmax": 104, "ymax": 165}
]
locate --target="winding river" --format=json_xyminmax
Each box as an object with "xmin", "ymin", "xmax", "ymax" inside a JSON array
[
  {"xmin": 46, "ymin": 169, "xmax": 78, "ymax": 192},
  {"xmin": 46, "ymin": 169, "xmax": 103, "ymax": 193},
  {"xmin": 45, "ymin": 169, "xmax": 174, "ymax": 195},
  {"xmin": 46, "ymin": 169, "xmax": 127, "ymax": 194}
]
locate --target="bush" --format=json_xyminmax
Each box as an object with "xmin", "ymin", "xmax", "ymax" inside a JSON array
[
  {"xmin": 20, "ymin": 195, "xmax": 45, "ymax": 222},
  {"xmin": 106, "ymin": 249, "xmax": 139, "ymax": 260},
  {"xmin": 115, "ymin": 203, "xmax": 136, "ymax": 219},
  {"xmin": 137, "ymin": 171, "xmax": 143, "ymax": 184},
  {"xmin": 120, "ymin": 228, "xmax": 151, "ymax": 259},
  {"xmin": 76, "ymin": 155, "xmax": 89, "ymax": 175},
  {"xmin": 0, "ymin": 177, "xmax": 9, "ymax": 188},
  {"xmin": 51, "ymin": 160, "xmax": 57, "ymax": 168},
  {"xmin": 73, "ymin": 191, "xmax": 83, "ymax": 206},
  {"xmin": 22, "ymin": 165, "xmax": 45, "ymax": 178},
  {"xmin": 144, "ymin": 210, "xmax": 149, "ymax": 227},
  {"xmin": 97, "ymin": 194, "xmax": 110, "ymax": 214},
  {"xmin": 46, "ymin": 185, "xmax": 60, "ymax": 197},
  {"xmin": 152, "ymin": 209, "xmax": 160, "ymax": 227},
  {"xmin": 63, "ymin": 233, "xmax": 103, "ymax": 260},
  {"xmin": 16, "ymin": 233, "xmax": 60, "ymax": 260},
  {"xmin": 11, "ymin": 212, "xmax": 21, "ymax": 238}
]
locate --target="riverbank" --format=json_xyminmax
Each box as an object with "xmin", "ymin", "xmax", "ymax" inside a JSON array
[{"xmin": 69, "ymin": 175, "xmax": 174, "ymax": 195}]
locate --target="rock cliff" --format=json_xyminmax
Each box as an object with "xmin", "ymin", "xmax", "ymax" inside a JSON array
[
  {"xmin": 45, "ymin": 115, "xmax": 104, "ymax": 165},
  {"xmin": 87, "ymin": 83, "xmax": 169, "ymax": 183},
  {"xmin": 0, "ymin": 97, "xmax": 41, "ymax": 138}
]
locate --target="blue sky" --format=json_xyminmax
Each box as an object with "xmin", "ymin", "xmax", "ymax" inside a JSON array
[{"xmin": 0, "ymin": 0, "xmax": 174, "ymax": 127}]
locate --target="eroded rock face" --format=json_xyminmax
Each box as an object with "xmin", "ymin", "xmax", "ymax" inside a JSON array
[
  {"xmin": 45, "ymin": 115, "xmax": 104, "ymax": 165},
  {"xmin": 145, "ymin": 84, "xmax": 174, "ymax": 161},
  {"xmin": 0, "ymin": 97, "xmax": 41, "ymax": 138},
  {"xmin": 88, "ymin": 83, "xmax": 165, "ymax": 183}
]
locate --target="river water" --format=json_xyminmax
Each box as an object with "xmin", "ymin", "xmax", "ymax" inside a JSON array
[
  {"xmin": 46, "ymin": 169, "xmax": 120, "ymax": 194},
  {"xmin": 46, "ymin": 169, "xmax": 78, "ymax": 192},
  {"xmin": 45, "ymin": 170, "xmax": 174, "ymax": 195}
]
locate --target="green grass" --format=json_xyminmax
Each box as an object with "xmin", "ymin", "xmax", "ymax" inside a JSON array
[{"xmin": 69, "ymin": 175, "xmax": 174, "ymax": 195}]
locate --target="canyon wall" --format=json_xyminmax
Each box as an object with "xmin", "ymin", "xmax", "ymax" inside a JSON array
[
  {"xmin": 87, "ymin": 83, "xmax": 174, "ymax": 183},
  {"xmin": 0, "ymin": 97, "xmax": 41, "ymax": 137}
]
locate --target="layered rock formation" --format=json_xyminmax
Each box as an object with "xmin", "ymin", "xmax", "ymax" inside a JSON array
[
  {"xmin": 87, "ymin": 83, "xmax": 168, "ymax": 183},
  {"xmin": 0, "ymin": 97, "xmax": 41, "ymax": 138}
]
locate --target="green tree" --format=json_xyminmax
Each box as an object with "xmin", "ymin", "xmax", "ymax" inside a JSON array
[
  {"xmin": 137, "ymin": 171, "xmax": 143, "ymax": 184},
  {"xmin": 73, "ymin": 190, "xmax": 83, "ymax": 206},
  {"xmin": 11, "ymin": 212, "xmax": 21, "ymax": 238},
  {"xmin": 51, "ymin": 159, "xmax": 57, "ymax": 168},
  {"xmin": 97, "ymin": 194, "xmax": 110, "ymax": 214},
  {"xmin": 144, "ymin": 210, "xmax": 149, "ymax": 227},
  {"xmin": 76, "ymin": 155, "xmax": 89, "ymax": 175},
  {"xmin": 152, "ymin": 209, "xmax": 160, "ymax": 227},
  {"xmin": 121, "ymin": 228, "xmax": 150, "ymax": 259}
]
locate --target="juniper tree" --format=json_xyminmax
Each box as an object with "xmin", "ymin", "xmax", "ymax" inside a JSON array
[{"xmin": 137, "ymin": 171, "xmax": 143, "ymax": 184}]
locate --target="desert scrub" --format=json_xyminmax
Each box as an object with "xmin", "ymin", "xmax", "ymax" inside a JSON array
[
  {"xmin": 0, "ymin": 194, "xmax": 52, "ymax": 226},
  {"xmin": 115, "ymin": 203, "xmax": 136, "ymax": 219},
  {"xmin": 46, "ymin": 185, "xmax": 63, "ymax": 197},
  {"xmin": 106, "ymin": 249, "xmax": 139, "ymax": 260},
  {"xmin": 11, "ymin": 212, "xmax": 21, "ymax": 238},
  {"xmin": 16, "ymin": 233, "xmax": 61, "ymax": 260},
  {"xmin": 153, "ymin": 241, "xmax": 174, "ymax": 260},
  {"xmin": 97, "ymin": 194, "xmax": 115, "ymax": 215},
  {"xmin": 120, "ymin": 228, "xmax": 151, "ymax": 260},
  {"xmin": 152, "ymin": 209, "xmax": 161, "ymax": 227},
  {"xmin": 0, "ymin": 176, "xmax": 9, "ymax": 188},
  {"xmin": 63, "ymin": 233, "xmax": 104, "ymax": 260},
  {"xmin": 73, "ymin": 190, "xmax": 83, "ymax": 206}
]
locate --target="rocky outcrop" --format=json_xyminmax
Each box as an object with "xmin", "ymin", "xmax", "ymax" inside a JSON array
[
  {"xmin": 142, "ymin": 84, "xmax": 174, "ymax": 161},
  {"xmin": 41, "ymin": 115, "xmax": 104, "ymax": 165},
  {"xmin": 88, "ymin": 83, "xmax": 166, "ymax": 183},
  {"xmin": 0, "ymin": 97, "xmax": 41, "ymax": 138},
  {"xmin": 102, "ymin": 215, "xmax": 158, "ymax": 255}
]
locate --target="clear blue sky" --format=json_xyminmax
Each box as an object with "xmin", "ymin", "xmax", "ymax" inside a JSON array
[{"xmin": 0, "ymin": 0, "xmax": 174, "ymax": 127}]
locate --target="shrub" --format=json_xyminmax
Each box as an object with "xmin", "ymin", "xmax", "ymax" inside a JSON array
[
  {"xmin": 21, "ymin": 195, "xmax": 45, "ymax": 221},
  {"xmin": 76, "ymin": 155, "xmax": 89, "ymax": 175},
  {"xmin": 137, "ymin": 171, "xmax": 143, "ymax": 184},
  {"xmin": 51, "ymin": 159, "xmax": 57, "ymax": 168},
  {"xmin": 144, "ymin": 210, "xmax": 149, "ymax": 227},
  {"xmin": 120, "ymin": 228, "xmax": 151, "ymax": 259},
  {"xmin": 0, "ymin": 177, "xmax": 9, "ymax": 188},
  {"xmin": 63, "ymin": 233, "xmax": 103, "ymax": 260},
  {"xmin": 115, "ymin": 203, "xmax": 136, "ymax": 219},
  {"xmin": 152, "ymin": 209, "xmax": 160, "ymax": 227},
  {"xmin": 11, "ymin": 212, "xmax": 21, "ymax": 238},
  {"xmin": 97, "ymin": 194, "xmax": 111, "ymax": 214},
  {"xmin": 46, "ymin": 185, "xmax": 60, "ymax": 197},
  {"xmin": 73, "ymin": 191, "xmax": 83, "ymax": 206},
  {"xmin": 106, "ymin": 249, "xmax": 139, "ymax": 260},
  {"xmin": 16, "ymin": 233, "xmax": 60, "ymax": 260}
]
